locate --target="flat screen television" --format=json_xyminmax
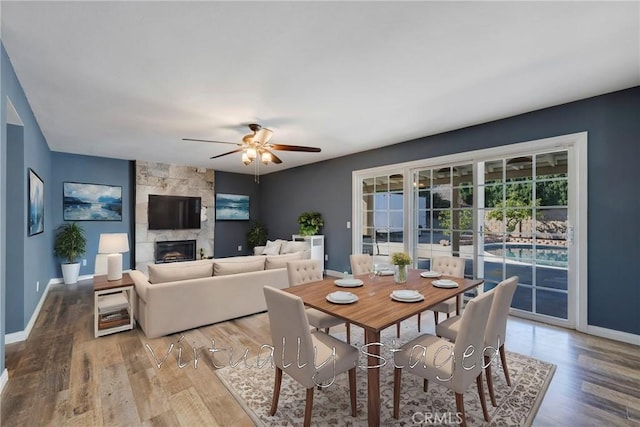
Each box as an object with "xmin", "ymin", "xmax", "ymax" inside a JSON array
[{"xmin": 148, "ymin": 194, "xmax": 201, "ymax": 230}]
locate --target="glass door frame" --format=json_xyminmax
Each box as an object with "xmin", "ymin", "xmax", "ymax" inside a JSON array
[{"xmin": 353, "ymin": 132, "xmax": 587, "ymax": 330}]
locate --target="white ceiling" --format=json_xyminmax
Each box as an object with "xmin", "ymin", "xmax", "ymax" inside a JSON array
[{"xmin": 2, "ymin": 1, "xmax": 639, "ymax": 175}]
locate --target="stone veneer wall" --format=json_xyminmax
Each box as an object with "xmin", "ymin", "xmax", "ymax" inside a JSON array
[{"xmin": 135, "ymin": 161, "xmax": 214, "ymax": 272}]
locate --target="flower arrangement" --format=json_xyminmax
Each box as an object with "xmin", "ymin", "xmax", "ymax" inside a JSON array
[
  {"xmin": 297, "ymin": 211, "xmax": 324, "ymax": 236},
  {"xmin": 391, "ymin": 252, "xmax": 412, "ymax": 266}
]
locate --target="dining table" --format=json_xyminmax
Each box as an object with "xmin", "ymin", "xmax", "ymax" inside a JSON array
[{"xmin": 284, "ymin": 268, "xmax": 484, "ymax": 427}]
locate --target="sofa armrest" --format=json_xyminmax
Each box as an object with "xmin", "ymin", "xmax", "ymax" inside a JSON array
[
  {"xmin": 129, "ymin": 269, "xmax": 151, "ymax": 302},
  {"xmin": 254, "ymin": 246, "xmax": 266, "ymax": 255}
]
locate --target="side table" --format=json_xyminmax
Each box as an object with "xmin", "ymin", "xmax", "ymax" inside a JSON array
[{"xmin": 94, "ymin": 272, "xmax": 136, "ymax": 338}]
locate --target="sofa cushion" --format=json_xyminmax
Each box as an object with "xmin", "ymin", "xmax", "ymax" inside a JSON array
[
  {"xmin": 265, "ymin": 252, "xmax": 304, "ymax": 270},
  {"xmin": 148, "ymin": 260, "xmax": 213, "ymax": 284},
  {"xmin": 281, "ymin": 241, "xmax": 310, "ymax": 254},
  {"xmin": 214, "ymin": 256, "xmax": 266, "ymax": 276}
]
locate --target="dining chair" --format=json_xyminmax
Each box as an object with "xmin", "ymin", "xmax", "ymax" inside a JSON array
[
  {"xmin": 436, "ymin": 276, "xmax": 519, "ymax": 406},
  {"xmin": 350, "ymin": 253, "xmax": 372, "ymax": 275},
  {"xmin": 287, "ymin": 259, "xmax": 351, "ymax": 343},
  {"xmin": 418, "ymin": 256, "xmax": 466, "ymax": 330},
  {"xmin": 263, "ymin": 286, "xmax": 358, "ymax": 427},
  {"xmin": 393, "ymin": 290, "xmax": 495, "ymax": 426}
]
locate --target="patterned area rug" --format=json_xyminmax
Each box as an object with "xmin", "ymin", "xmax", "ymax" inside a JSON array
[{"xmin": 216, "ymin": 319, "xmax": 555, "ymax": 426}]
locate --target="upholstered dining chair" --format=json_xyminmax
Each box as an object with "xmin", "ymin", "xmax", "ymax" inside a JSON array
[
  {"xmin": 286, "ymin": 259, "xmax": 351, "ymax": 343},
  {"xmin": 436, "ymin": 276, "xmax": 519, "ymax": 406},
  {"xmin": 418, "ymin": 256, "xmax": 466, "ymax": 330},
  {"xmin": 393, "ymin": 290, "xmax": 495, "ymax": 427},
  {"xmin": 263, "ymin": 286, "xmax": 358, "ymax": 427},
  {"xmin": 350, "ymin": 253, "xmax": 372, "ymax": 275}
]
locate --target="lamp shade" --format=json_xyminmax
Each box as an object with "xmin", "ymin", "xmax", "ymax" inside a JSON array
[{"xmin": 98, "ymin": 233, "xmax": 129, "ymax": 254}]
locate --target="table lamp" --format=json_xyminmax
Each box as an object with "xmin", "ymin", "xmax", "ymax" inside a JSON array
[{"xmin": 98, "ymin": 233, "xmax": 130, "ymax": 281}]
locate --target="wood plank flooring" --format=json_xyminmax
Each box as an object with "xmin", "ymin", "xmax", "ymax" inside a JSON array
[{"xmin": 2, "ymin": 279, "xmax": 639, "ymax": 426}]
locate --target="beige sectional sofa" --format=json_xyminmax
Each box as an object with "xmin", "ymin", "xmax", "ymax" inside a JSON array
[{"xmin": 129, "ymin": 251, "xmax": 308, "ymax": 338}]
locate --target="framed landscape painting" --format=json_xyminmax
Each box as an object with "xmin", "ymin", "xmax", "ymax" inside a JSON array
[
  {"xmin": 63, "ymin": 182, "xmax": 122, "ymax": 221},
  {"xmin": 28, "ymin": 168, "xmax": 45, "ymax": 236},
  {"xmin": 216, "ymin": 193, "xmax": 250, "ymax": 220}
]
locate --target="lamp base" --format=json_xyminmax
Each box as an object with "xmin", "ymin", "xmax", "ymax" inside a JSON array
[{"xmin": 107, "ymin": 253, "xmax": 123, "ymax": 281}]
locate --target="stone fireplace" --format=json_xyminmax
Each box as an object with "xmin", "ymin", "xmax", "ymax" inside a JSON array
[
  {"xmin": 155, "ymin": 240, "xmax": 197, "ymax": 264},
  {"xmin": 135, "ymin": 161, "xmax": 214, "ymax": 272}
]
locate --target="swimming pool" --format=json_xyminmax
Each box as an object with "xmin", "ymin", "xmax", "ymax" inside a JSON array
[{"xmin": 484, "ymin": 244, "xmax": 568, "ymax": 267}]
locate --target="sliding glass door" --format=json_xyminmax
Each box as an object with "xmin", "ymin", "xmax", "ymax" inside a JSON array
[{"xmin": 353, "ymin": 134, "xmax": 583, "ymax": 327}]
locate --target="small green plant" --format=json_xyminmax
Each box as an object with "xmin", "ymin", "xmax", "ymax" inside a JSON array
[
  {"xmin": 298, "ymin": 211, "xmax": 324, "ymax": 236},
  {"xmin": 391, "ymin": 252, "xmax": 412, "ymax": 266},
  {"xmin": 247, "ymin": 221, "xmax": 268, "ymax": 248},
  {"xmin": 54, "ymin": 222, "xmax": 87, "ymax": 264}
]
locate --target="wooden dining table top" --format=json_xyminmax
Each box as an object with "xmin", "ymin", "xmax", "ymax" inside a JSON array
[{"xmin": 284, "ymin": 269, "xmax": 484, "ymax": 333}]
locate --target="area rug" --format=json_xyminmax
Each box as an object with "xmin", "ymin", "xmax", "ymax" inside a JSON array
[{"xmin": 215, "ymin": 320, "xmax": 555, "ymax": 426}]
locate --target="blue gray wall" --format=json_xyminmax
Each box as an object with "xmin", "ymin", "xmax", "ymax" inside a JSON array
[
  {"xmin": 213, "ymin": 171, "xmax": 260, "ymax": 257},
  {"xmin": 51, "ymin": 152, "xmax": 134, "ymax": 275},
  {"xmin": 1, "ymin": 36, "xmax": 6, "ymax": 378},
  {"xmin": 2, "ymin": 43, "xmax": 55, "ymax": 335},
  {"xmin": 260, "ymin": 87, "xmax": 640, "ymax": 335}
]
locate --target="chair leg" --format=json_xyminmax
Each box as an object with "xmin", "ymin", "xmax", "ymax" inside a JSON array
[
  {"xmin": 484, "ymin": 355, "xmax": 497, "ymax": 407},
  {"xmin": 324, "ymin": 328, "xmax": 329, "ymax": 334},
  {"xmin": 393, "ymin": 367, "xmax": 402, "ymax": 419},
  {"xmin": 476, "ymin": 373, "xmax": 490, "ymax": 422},
  {"xmin": 346, "ymin": 322, "xmax": 351, "ymax": 344},
  {"xmin": 304, "ymin": 387, "xmax": 314, "ymax": 427},
  {"xmin": 348, "ymin": 368, "xmax": 357, "ymax": 417},
  {"xmin": 455, "ymin": 393, "xmax": 467, "ymax": 427},
  {"xmin": 433, "ymin": 311, "xmax": 439, "ymax": 325},
  {"xmin": 417, "ymin": 312, "xmax": 421, "ymax": 332},
  {"xmin": 423, "ymin": 379, "xmax": 428, "ymax": 392},
  {"xmin": 396, "ymin": 322, "xmax": 401, "ymax": 338},
  {"xmin": 446, "ymin": 312, "xmax": 450, "ymax": 319},
  {"xmin": 270, "ymin": 367, "xmax": 283, "ymax": 416},
  {"xmin": 499, "ymin": 345, "xmax": 511, "ymax": 386}
]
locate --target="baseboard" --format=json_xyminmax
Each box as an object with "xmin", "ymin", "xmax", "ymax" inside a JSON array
[
  {"xmin": 0, "ymin": 369, "xmax": 8, "ymax": 395},
  {"xmin": 4, "ymin": 279, "xmax": 53, "ymax": 344},
  {"xmin": 584, "ymin": 324, "xmax": 640, "ymax": 346}
]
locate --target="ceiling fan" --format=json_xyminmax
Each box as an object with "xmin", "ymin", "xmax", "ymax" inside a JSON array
[{"xmin": 183, "ymin": 124, "xmax": 321, "ymax": 166}]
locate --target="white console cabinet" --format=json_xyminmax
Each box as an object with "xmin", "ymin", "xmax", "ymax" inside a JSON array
[{"xmin": 292, "ymin": 234, "xmax": 325, "ymax": 272}]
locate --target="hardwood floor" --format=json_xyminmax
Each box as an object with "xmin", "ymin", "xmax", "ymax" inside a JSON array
[{"xmin": 2, "ymin": 279, "xmax": 639, "ymax": 426}]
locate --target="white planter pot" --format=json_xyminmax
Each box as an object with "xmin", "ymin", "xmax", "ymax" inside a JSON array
[{"xmin": 61, "ymin": 263, "xmax": 81, "ymax": 285}]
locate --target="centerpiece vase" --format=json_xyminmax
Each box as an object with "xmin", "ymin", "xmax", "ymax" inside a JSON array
[{"xmin": 394, "ymin": 264, "xmax": 408, "ymax": 284}]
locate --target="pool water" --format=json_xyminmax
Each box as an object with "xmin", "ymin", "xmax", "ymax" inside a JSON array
[{"xmin": 484, "ymin": 244, "xmax": 568, "ymax": 267}]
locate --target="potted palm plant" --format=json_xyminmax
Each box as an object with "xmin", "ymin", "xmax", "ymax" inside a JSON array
[
  {"xmin": 54, "ymin": 222, "xmax": 87, "ymax": 284},
  {"xmin": 247, "ymin": 221, "xmax": 268, "ymax": 250}
]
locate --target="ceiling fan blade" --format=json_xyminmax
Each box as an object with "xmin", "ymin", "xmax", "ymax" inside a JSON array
[
  {"xmin": 183, "ymin": 138, "xmax": 240, "ymax": 146},
  {"xmin": 269, "ymin": 144, "xmax": 321, "ymax": 153},
  {"xmin": 210, "ymin": 149, "xmax": 243, "ymax": 159},
  {"xmin": 263, "ymin": 149, "xmax": 283, "ymax": 164}
]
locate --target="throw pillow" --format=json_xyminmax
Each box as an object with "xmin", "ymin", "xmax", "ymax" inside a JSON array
[
  {"xmin": 148, "ymin": 260, "xmax": 213, "ymax": 284},
  {"xmin": 214, "ymin": 256, "xmax": 266, "ymax": 276},
  {"xmin": 262, "ymin": 240, "xmax": 283, "ymax": 255},
  {"xmin": 265, "ymin": 252, "xmax": 303, "ymax": 270}
]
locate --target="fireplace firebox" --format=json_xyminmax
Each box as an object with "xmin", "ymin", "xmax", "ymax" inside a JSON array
[{"xmin": 155, "ymin": 240, "xmax": 196, "ymax": 264}]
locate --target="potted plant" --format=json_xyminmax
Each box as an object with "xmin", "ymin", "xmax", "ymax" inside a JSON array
[
  {"xmin": 297, "ymin": 211, "xmax": 324, "ymax": 236},
  {"xmin": 54, "ymin": 222, "xmax": 87, "ymax": 284},
  {"xmin": 247, "ymin": 221, "xmax": 268, "ymax": 250},
  {"xmin": 391, "ymin": 252, "xmax": 412, "ymax": 283}
]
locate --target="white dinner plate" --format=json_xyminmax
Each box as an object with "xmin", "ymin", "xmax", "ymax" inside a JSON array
[
  {"xmin": 390, "ymin": 292, "xmax": 424, "ymax": 302},
  {"xmin": 326, "ymin": 291, "xmax": 358, "ymax": 304},
  {"xmin": 420, "ymin": 271, "xmax": 441, "ymax": 278},
  {"xmin": 433, "ymin": 279, "xmax": 459, "ymax": 288},
  {"xmin": 334, "ymin": 278, "xmax": 364, "ymax": 287},
  {"xmin": 392, "ymin": 290, "xmax": 421, "ymax": 299}
]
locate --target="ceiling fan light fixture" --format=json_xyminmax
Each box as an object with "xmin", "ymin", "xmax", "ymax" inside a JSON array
[
  {"xmin": 246, "ymin": 147, "xmax": 257, "ymax": 160},
  {"xmin": 242, "ymin": 152, "xmax": 251, "ymax": 165},
  {"xmin": 261, "ymin": 151, "xmax": 272, "ymax": 164}
]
